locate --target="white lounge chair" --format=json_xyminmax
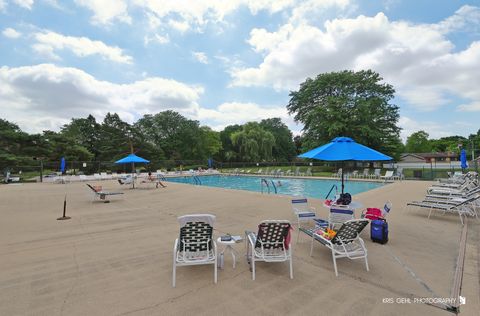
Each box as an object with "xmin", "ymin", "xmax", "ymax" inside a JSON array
[
  {"xmin": 86, "ymin": 184, "xmax": 123, "ymax": 202},
  {"xmin": 245, "ymin": 220, "xmax": 293, "ymax": 280},
  {"xmin": 301, "ymin": 219, "xmax": 370, "ymax": 276},
  {"xmin": 380, "ymin": 170, "xmax": 394, "ymax": 182},
  {"xmin": 328, "ymin": 205, "xmax": 355, "ymax": 230},
  {"xmin": 173, "ymin": 214, "xmax": 217, "ymax": 287},
  {"xmin": 291, "ymin": 198, "xmax": 317, "ymax": 240}
]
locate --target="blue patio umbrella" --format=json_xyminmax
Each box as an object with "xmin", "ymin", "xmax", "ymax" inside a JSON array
[
  {"xmin": 115, "ymin": 154, "xmax": 150, "ymax": 188},
  {"xmin": 60, "ymin": 157, "xmax": 66, "ymax": 174},
  {"xmin": 460, "ymin": 149, "xmax": 468, "ymax": 170},
  {"xmin": 298, "ymin": 137, "xmax": 393, "ymax": 194}
]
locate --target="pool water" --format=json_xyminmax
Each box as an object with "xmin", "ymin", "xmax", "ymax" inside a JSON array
[{"xmin": 165, "ymin": 175, "xmax": 384, "ymax": 199}]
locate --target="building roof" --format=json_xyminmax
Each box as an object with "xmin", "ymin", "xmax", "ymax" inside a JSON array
[{"xmin": 401, "ymin": 152, "xmax": 457, "ymax": 159}]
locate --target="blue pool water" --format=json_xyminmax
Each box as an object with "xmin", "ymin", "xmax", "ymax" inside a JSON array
[{"xmin": 165, "ymin": 175, "xmax": 384, "ymax": 199}]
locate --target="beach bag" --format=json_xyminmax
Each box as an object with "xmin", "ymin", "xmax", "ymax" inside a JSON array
[
  {"xmin": 336, "ymin": 193, "xmax": 352, "ymax": 205},
  {"xmin": 371, "ymin": 219, "xmax": 388, "ymax": 244},
  {"xmin": 363, "ymin": 208, "xmax": 383, "ymax": 220}
]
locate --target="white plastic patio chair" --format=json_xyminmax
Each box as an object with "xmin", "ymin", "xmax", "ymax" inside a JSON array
[
  {"xmin": 172, "ymin": 214, "xmax": 217, "ymax": 287},
  {"xmin": 245, "ymin": 220, "xmax": 293, "ymax": 280}
]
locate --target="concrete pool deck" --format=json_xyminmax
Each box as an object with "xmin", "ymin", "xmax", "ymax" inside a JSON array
[{"xmin": 0, "ymin": 180, "xmax": 478, "ymax": 315}]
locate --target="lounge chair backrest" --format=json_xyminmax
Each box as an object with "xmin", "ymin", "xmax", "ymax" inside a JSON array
[
  {"xmin": 86, "ymin": 183, "xmax": 99, "ymax": 192},
  {"xmin": 331, "ymin": 219, "xmax": 369, "ymax": 245},
  {"xmin": 291, "ymin": 198, "xmax": 309, "ymax": 213},
  {"xmin": 363, "ymin": 168, "xmax": 369, "ymax": 176},
  {"xmin": 329, "ymin": 207, "xmax": 354, "ymax": 226},
  {"xmin": 179, "ymin": 222, "xmax": 213, "ymax": 252},
  {"xmin": 255, "ymin": 221, "xmax": 291, "ymax": 250},
  {"xmin": 384, "ymin": 170, "xmax": 394, "ymax": 177},
  {"xmin": 374, "ymin": 169, "xmax": 381, "ymax": 176}
]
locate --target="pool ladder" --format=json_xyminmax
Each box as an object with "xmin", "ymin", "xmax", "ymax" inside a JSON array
[
  {"xmin": 325, "ymin": 184, "xmax": 338, "ymax": 199},
  {"xmin": 261, "ymin": 178, "xmax": 277, "ymax": 194},
  {"xmin": 193, "ymin": 175, "xmax": 202, "ymax": 185}
]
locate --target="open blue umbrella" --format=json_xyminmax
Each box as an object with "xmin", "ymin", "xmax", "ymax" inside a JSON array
[
  {"xmin": 298, "ymin": 137, "xmax": 393, "ymax": 193},
  {"xmin": 115, "ymin": 154, "xmax": 150, "ymax": 188},
  {"xmin": 460, "ymin": 149, "xmax": 468, "ymax": 170},
  {"xmin": 60, "ymin": 157, "xmax": 66, "ymax": 174}
]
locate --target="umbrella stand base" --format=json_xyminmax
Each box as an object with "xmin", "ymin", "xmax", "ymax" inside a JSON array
[{"xmin": 57, "ymin": 216, "xmax": 71, "ymax": 220}]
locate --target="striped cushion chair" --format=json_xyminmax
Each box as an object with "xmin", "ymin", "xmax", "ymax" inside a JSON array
[
  {"xmin": 245, "ymin": 220, "xmax": 293, "ymax": 280},
  {"xmin": 301, "ymin": 219, "xmax": 369, "ymax": 276},
  {"xmin": 328, "ymin": 206, "xmax": 355, "ymax": 230},
  {"xmin": 172, "ymin": 214, "xmax": 217, "ymax": 287}
]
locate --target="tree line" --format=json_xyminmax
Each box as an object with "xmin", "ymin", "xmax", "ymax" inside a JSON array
[{"xmin": 1, "ymin": 69, "xmax": 478, "ymax": 172}]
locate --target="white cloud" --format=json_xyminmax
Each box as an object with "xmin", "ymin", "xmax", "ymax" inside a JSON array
[
  {"xmin": 0, "ymin": 0, "xmax": 6, "ymax": 11},
  {"xmin": 2, "ymin": 28, "xmax": 22, "ymax": 38},
  {"xmin": 457, "ymin": 101, "xmax": 480, "ymax": 112},
  {"xmin": 198, "ymin": 101, "xmax": 290, "ymax": 131},
  {"xmin": 231, "ymin": 8, "xmax": 480, "ymax": 112},
  {"xmin": 32, "ymin": 30, "xmax": 133, "ymax": 64},
  {"xmin": 435, "ymin": 5, "xmax": 480, "ymax": 34},
  {"xmin": 133, "ymin": 0, "xmax": 345, "ymax": 33},
  {"xmin": 0, "ymin": 64, "xmax": 203, "ymax": 133},
  {"xmin": 13, "ymin": 0, "xmax": 34, "ymax": 10},
  {"xmin": 144, "ymin": 33, "xmax": 170, "ymax": 46},
  {"xmin": 192, "ymin": 51, "xmax": 209, "ymax": 64},
  {"xmin": 398, "ymin": 116, "xmax": 451, "ymax": 141},
  {"xmin": 75, "ymin": 0, "xmax": 131, "ymax": 25}
]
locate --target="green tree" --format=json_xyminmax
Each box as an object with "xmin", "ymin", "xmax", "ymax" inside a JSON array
[
  {"xmin": 287, "ymin": 70, "xmax": 402, "ymax": 158},
  {"xmin": 405, "ymin": 131, "xmax": 432, "ymax": 153},
  {"xmin": 61, "ymin": 115, "xmax": 102, "ymax": 160},
  {"xmin": 218, "ymin": 124, "xmax": 242, "ymax": 161},
  {"xmin": 230, "ymin": 122, "xmax": 275, "ymax": 162},
  {"xmin": 198, "ymin": 126, "xmax": 222, "ymax": 159},
  {"xmin": 135, "ymin": 111, "xmax": 203, "ymax": 160},
  {"xmin": 260, "ymin": 118, "xmax": 296, "ymax": 161}
]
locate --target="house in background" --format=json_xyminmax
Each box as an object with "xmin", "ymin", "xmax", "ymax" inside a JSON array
[{"xmin": 400, "ymin": 152, "xmax": 459, "ymax": 163}]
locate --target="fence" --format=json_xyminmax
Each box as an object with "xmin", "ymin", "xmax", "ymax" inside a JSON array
[{"xmin": 1, "ymin": 159, "xmax": 478, "ymax": 182}]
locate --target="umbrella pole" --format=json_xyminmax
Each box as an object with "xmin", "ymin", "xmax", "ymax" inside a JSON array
[
  {"xmin": 132, "ymin": 162, "xmax": 135, "ymax": 189},
  {"xmin": 341, "ymin": 162, "xmax": 345, "ymax": 194}
]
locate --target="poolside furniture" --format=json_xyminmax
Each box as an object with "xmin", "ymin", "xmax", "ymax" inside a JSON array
[
  {"xmin": 350, "ymin": 170, "xmax": 359, "ymax": 178},
  {"xmin": 245, "ymin": 220, "xmax": 293, "ymax": 280},
  {"xmin": 393, "ymin": 168, "xmax": 404, "ymax": 181},
  {"xmin": 305, "ymin": 167, "xmax": 312, "ymax": 176},
  {"xmin": 285, "ymin": 169, "xmax": 292, "ymax": 176},
  {"xmin": 362, "ymin": 168, "xmax": 370, "ymax": 178},
  {"xmin": 256, "ymin": 169, "xmax": 263, "ymax": 175},
  {"xmin": 332, "ymin": 168, "xmax": 342, "ymax": 178},
  {"xmin": 86, "ymin": 184, "xmax": 123, "ymax": 202},
  {"xmin": 291, "ymin": 198, "xmax": 317, "ymax": 240},
  {"xmin": 328, "ymin": 205, "xmax": 355, "ymax": 230},
  {"xmin": 173, "ymin": 214, "xmax": 217, "ymax": 287},
  {"xmin": 369, "ymin": 168, "xmax": 381, "ymax": 179},
  {"xmin": 407, "ymin": 195, "xmax": 479, "ymax": 225},
  {"xmin": 380, "ymin": 170, "xmax": 394, "ymax": 182},
  {"xmin": 294, "ymin": 167, "xmax": 300, "ymax": 176},
  {"xmin": 301, "ymin": 219, "xmax": 369, "ymax": 276}
]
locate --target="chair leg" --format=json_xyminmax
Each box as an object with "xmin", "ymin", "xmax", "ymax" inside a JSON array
[
  {"xmin": 214, "ymin": 258, "xmax": 218, "ymax": 284},
  {"xmin": 309, "ymin": 235, "xmax": 314, "ymax": 256},
  {"xmin": 252, "ymin": 255, "xmax": 255, "ymax": 280},
  {"xmin": 172, "ymin": 258, "xmax": 176, "ymax": 288},
  {"xmin": 331, "ymin": 249, "xmax": 338, "ymax": 277},
  {"xmin": 289, "ymin": 255, "xmax": 293, "ymax": 279},
  {"xmin": 364, "ymin": 254, "xmax": 369, "ymax": 272}
]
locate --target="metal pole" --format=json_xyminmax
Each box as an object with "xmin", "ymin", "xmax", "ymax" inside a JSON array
[{"xmin": 40, "ymin": 160, "xmax": 43, "ymax": 183}]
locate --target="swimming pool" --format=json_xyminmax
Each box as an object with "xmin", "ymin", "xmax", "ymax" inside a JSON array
[{"xmin": 165, "ymin": 175, "xmax": 384, "ymax": 199}]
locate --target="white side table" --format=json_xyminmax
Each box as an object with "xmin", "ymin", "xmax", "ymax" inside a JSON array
[{"xmin": 216, "ymin": 237, "xmax": 238, "ymax": 269}]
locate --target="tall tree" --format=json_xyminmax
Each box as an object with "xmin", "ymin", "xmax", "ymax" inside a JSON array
[
  {"xmin": 135, "ymin": 111, "xmax": 203, "ymax": 160},
  {"xmin": 218, "ymin": 124, "xmax": 242, "ymax": 161},
  {"xmin": 61, "ymin": 115, "xmax": 102, "ymax": 160},
  {"xmin": 405, "ymin": 131, "xmax": 432, "ymax": 153},
  {"xmin": 260, "ymin": 118, "xmax": 296, "ymax": 161},
  {"xmin": 230, "ymin": 122, "xmax": 275, "ymax": 162},
  {"xmin": 287, "ymin": 70, "xmax": 402, "ymax": 158}
]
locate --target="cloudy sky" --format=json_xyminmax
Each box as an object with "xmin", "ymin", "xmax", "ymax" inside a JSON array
[{"xmin": 0, "ymin": 0, "xmax": 479, "ymax": 141}]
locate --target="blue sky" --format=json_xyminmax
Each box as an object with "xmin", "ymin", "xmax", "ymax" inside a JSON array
[{"xmin": 0, "ymin": 0, "xmax": 479, "ymax": 142}]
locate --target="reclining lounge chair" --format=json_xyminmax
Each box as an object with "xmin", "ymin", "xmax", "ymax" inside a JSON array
[
  {"xmin": 301, "ymin": 219, "xmax": 370, "ymax": 276},
  {"xmin": 86, "ymin": 184, "xmax": 123, "ymax": 202}
]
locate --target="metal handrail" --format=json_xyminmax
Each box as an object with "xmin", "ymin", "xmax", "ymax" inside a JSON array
[{"xmin": 261, "ymin": 178, "xmax": 270, "ymax": 194}]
